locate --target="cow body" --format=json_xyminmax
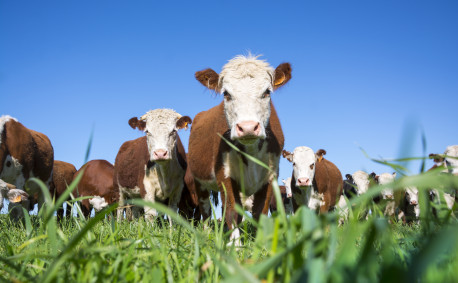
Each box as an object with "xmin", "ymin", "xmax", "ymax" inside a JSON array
[
  {"xmin": 51, "ymin": 160, "xmax": 77, "ymax": 219},
  {"xmin": 283, "ymin": 147, "xmax": 342, "ymax": 213},
  {"xmin": 114, "ymin": 109, "xmax": 191, "ymax": 222},
  {"xmin": 73, "ymin": 159, "xmax": 116, "ymax": 217},
  {"xmin": 0, "ymin": 115, "xmax": 54, "ymax": 214},
  {"xmin": 178, "ymin": 165, "xmax": 201, "ymax": 222},
  {"xmin": 189, "ymin": 55, "xmax": 290, "ymax": 243}
]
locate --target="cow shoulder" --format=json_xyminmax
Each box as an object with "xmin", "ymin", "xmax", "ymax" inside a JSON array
[
  {"xmin": 114, "ymin": 136, "xmax": 149, "ymax": 190},
  {"xmin": 266, "ymin": 102, "xmax": 284, "ymax": 155},
  {"xmin": 188, "ymin": 102, "xmax": 227, "ymax": 181}
]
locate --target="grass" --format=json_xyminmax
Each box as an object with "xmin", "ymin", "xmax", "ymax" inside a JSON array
[{"xmin": 1, "ymin": 147, "xmax": 458, "ymax": 282}]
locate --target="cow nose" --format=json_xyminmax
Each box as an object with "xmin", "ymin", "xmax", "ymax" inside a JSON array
[
  {"xmin": 153, "ymin": 149, "xmax": 169, "ymax": 160},
  {"xmin": 236, "ymin": 121, "xmax": 261, "ymax": 138},
  {"xmin": 410, "ymin": 200, "xmax": 418, "ymax": 205},
  {"xmin": 287, "ymin": 193, "xmax": 292, "ymax": 198},
  {"xmin": 297, "ymin": 178, "xmax": 310, "ymax": 186}
]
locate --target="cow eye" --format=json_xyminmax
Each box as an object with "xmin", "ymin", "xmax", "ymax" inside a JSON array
[
  {"xmin": 262, "ymin": 89, "xmax": 271, "ymax": 99},
  {"xmin": 223, "ymin": 91, "xmax": 232, "ymax": 101},
  {"xmin": 310, "ymin": 163, "xmax": 315, "ymax": 169}
]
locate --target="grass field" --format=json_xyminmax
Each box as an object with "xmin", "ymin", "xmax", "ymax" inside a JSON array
[{"xmin": 1, "ymin": 152, "xmax": 458, "ymax": 282}]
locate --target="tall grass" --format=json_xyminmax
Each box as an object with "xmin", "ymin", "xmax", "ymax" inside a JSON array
[{"xmin": 1, "ymin": 146, "xmax": 457, "ymax": 282}]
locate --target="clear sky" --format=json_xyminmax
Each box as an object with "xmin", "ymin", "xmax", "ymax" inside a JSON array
[{"xmin": 1, "ymin": 0, "xmax": 457, "ymax": 188}]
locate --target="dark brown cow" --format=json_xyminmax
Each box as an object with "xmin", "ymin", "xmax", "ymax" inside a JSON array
[
  {"xmin": 50, "ymin": 160, "xmax": 77, "ymax": 219},
  {"xmin": 178, "ymin": 165, "xmax": 201, "ymax": 222},
  {"xmin": 73, "ymin": 159, "xmax": 116, "ymax": 218},
  {"xmin": 188, "ymin": 55, "xmax": 291, "ymax": 243},
  {"xmin": 283, "ymin": 147, "xmax": 342, "ymax": 213},
  {"xmin": 269, "ymin": 185, "xmax": 293, "ymax": 214},
  {"xmin": 114, "ymin": 109, "xmax": 191, "ymax": 222},
  {"xmin": 0, "ymin": 115, "xmax": 54, "ymax": 215}
]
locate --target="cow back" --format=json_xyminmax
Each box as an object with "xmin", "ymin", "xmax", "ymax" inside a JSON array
[
  {"xmin": 52, "ymin": 160, "xmax": 77, "ymax": 197},
  {"xmin": 75, "ymin": 159, "xmax": 116, "ymax": 203},
  {"xmin": 313, "ymin": 158, "xmax": 343, "ymax": 211}
]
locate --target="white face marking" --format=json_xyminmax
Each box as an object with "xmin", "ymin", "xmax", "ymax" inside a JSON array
[
  {"xmin": 0, "ymin": 156, "xmax": 26, "ymax": 190},
  {"xmin": 405, "ymin": 187, "xmax": 419, "ymax": 205},
  {"xmin": 290, "ymin": 147, "xmax": 316, "ymax": 187},
  {"xmin": 282, "ymin": 177, "xmax": 292, "ymax": 198},
  {"xmin": 377, "ymin": 172, "xmax": 396, "ymax": 199},
  {"xmin": 0, "ymin": 115, "xmax": 18, "ymax": 146},
  {"xmin": 352, "ymin": 171, "xmax": 370, "ymax": 195},
  {"xmin": 141, "ymin": 109, "xmax": 182, "ymax": 162},
  {"xmin": 219, "ymin": 56, "xmax": 274, "ymax": 142},
  {"xmin": 444, "ymin": 145, "xmax": 458, "ymax": 174}
]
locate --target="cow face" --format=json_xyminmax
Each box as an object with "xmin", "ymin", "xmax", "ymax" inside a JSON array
[
  {"xmin": 352, "ymin": 171, "xmax": 370, "ymax": 195},
  {"xmin": 444, "ymin": 145, "xmax": 458, "ymax": 175},
  {"xmin": 405, "ymin": 187, "xmax": 419, "ymax": 205},
  {"xmin": 282, "ymin": 177, "xmax": 292, "ymax": 198},
  {"xmin": 377, "ymin": 172, "xmax": 396, "ymax": 199},
  {"xmin": 283, "ymin": 147, "xmax": 320, "ymax": 188},
  {"xmin": 195, "ymin": 55, "xmax": 291, "ymax": 145},
  {"xmin": 129, "ymin": 109, "xmax": 191, "ymax": 162}
]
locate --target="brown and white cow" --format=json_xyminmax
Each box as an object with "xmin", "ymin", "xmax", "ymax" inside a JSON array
[
  {"xmin": 50, "ymin": 160, "xmax": 77, "ymax": 219},
  {"xmin": 398, "ymin": 187, "xmax": 420, "ymax": 223},
  {"xmin": 114, "ymin": 109, "xmax": 191, "ymax": 223},
  {"xmin": 188, "ymin": 55, "xmax": 290, "ymax": 243},
  {"xmin": 282, "ymin": 147, "xmax": 342, "ymax": 213},
  {"xmin": 73, "ymin": 159, "xmax": 116, "ymax": 218},
  {"xmin": 0, "ymin": 115, "xmax": 54, "ymax": 215}
]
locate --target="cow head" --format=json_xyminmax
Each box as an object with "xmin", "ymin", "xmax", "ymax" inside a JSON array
[
  {"xmin": 129, "ymin": 109, "xmax": 192, "ymax": 162},
  {"xmin": 352, "ymin": 171, "xmax": 370, "ymax": 195},
  {"xmin": 405, "ymin": 187, "xmax": 419, "ymax": 206},
  {"xmin": 444, "ymin": 145, "xmax": 458, "ymax": 175},
  {"xmin": 281, "ymin": 177, "xmax": 292, "ymax": 198},
  {"xmin": 195, "ymin": 55, "xmax": 291, "ymax": 145},
  {"xmin": 283, "ymin": 147, "xmax": 324, "ymax": 188},
  {"xmin": 377, "ymin": 172, "xmax": 396, "ymax": 200}
]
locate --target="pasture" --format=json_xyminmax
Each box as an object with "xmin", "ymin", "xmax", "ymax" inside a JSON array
[{"xmin": 1, "ymin": 160, "xmax": 457, "ymax": 283}]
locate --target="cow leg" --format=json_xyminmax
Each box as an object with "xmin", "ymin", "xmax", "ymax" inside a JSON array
[
  {"xmin": 218, "ymin": 177, "xmax": 243, "ymax": 245},
  {"xmin": 251, "ymin": 182, "xmax": 272, "ymax": 221},
  {"xmin": 195, "ymin": 180, "xmax": 211, "ymax": 221},
  {"xmin": 167, "ymin": 186, "xmax": 183, "ymax": 227},
  {"xmin": 117, "ymin": 189, "xmax": 125, "ymax": 221},
  {"xmin": 320, "ymin": 191, "xmax": 331, "ymax": 213}
]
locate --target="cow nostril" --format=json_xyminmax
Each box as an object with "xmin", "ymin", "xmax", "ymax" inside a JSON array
[
  {"xmin": 254, "ymin": 123, "xmax": 259, "ymax": 132},
  {"xmin": 237, "ymin": 124, "xmax": 244, "ymax": 133}
]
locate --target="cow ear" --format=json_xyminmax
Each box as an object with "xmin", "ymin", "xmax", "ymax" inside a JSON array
[
  {"xmin": 392, "ymin": 172, "xmax": 397, "ymax": 178},
  {"xmin": 282, "ymin": 150, "xmax": 293, "ymax": 162},
  {"xmin": 375, "ymin": 175, "xmax": 379, "ymax": 183},
  {"xmin": 195, "ymin": 68, "xmax": 220, "ymax": 92},
  {"xmin": 128, "ymin": 117, "xmax": 146, "ymax": 131},
  {"xmin": 316, "ymin": 149, "xmax": 326, "ymax": 162},
  {"xmin": 176, "ymin": 116, "xmax": 192, "ymax": 130},
  {"xmin": 345, "ymin": 174, "xmax": 352, "ymax": 180},
  {"xmin": 273, "ymin": 63, "xmax": 292, "ymax": 90}
]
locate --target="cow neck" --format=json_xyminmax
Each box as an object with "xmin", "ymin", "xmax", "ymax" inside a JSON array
[{"xmin": 147, "ymin": 145, "xmax": 179, "ymax": 179}]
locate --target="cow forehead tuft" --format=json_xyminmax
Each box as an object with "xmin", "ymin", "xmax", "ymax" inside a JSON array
[
  {"xmin": 220, "ymin": 55, "xmax": 274, "ymax": 83},
  {"xmin": 352, "ymin": 170, "xmax": 369, "ymax": 181},
  {"xmin": 445, "ymin": 145, "xmax": 458, "ymax": 157},
  {"xmin": 141, "ymin": 109, "xmax": 182, "ymax": 124},
  {"xmin": 0, "ymin": 115, "xmax": 18, "ymax": 144}
]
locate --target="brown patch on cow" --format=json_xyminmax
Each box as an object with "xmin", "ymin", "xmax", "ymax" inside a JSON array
[
  {"xmin": 195, "ymin": 68, "xmax": 220, "ymax": 92},
  {"xmin": 273, "ymin": 63, "xmax": 292, "ymax": 90},
  {"xmin": 178, "ymin": 164, "xmax": 200, "ymax": 222},
  {"xmin": 128, "ymin": 117, "xmax": 146, "ymax": 131},
  {"xmin": 429, "ymin": 153, "xmax": 444, "ymax": 163},
  {"xmin": 176, "ymin": 116, "xmax": 192, "ymax": 130},
  {"xmin": 0, "ymin": 118, "xmax": 54, "ymax": 210},
  {"xmin": 73, "ymin": 159, "xmax": 116, "ymax": 218},
  {"xmin": 50, "ymin": 160, "xmax": 77, "ymax": 219}
]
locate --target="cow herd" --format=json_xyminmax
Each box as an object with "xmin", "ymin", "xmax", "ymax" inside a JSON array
[{"xmin": 1, "ymin": 55, "xmax": 457, "ymax": 244}]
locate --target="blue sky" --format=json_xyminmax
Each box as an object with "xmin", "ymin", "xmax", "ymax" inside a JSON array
[{"xmin": 1, "ymin": 0, "xmax": 457, "ymax": 187}]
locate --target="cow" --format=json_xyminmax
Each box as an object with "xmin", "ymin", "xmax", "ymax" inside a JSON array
[
  {"xmin": 444, "ymin": 145, "xmax": 458, "ymax": 175},
  {"xmin": 398, "ymin": 187, "xmax": 420, "ymax": 224},
  {"xmin": 269, "ymin": 178, "xmax": 293, "ymax": 215},
  {"xmin": 0, "ymin": 115, "xmax": 54, "ymax": 217},
  {"xmin": 188, "ymin": 55, "xmax": 290, "ymax": 244},
  {"xmin": 73, "ymin": 159, "xmax": 116, "ymax": 218},
  {"xmin": 282, "ymin": 147, "xmax": 342, "ymax": 213},
  {"xmin": 372, "ymin": 172, "xmax": 397, "ymax": 217},
  {"xmin": 50, "ymin": 160, "xmax": 77, "ymax": 219},
  {"xmin": 114, "ymin": 109, "xmax": 191, "ymax": 223},
  {"xmin": 342, "ymin": 174, "xmax": 357, "ymax": 199}
]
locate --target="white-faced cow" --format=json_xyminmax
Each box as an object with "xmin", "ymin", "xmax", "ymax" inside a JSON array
[
  {"xmin": 0, "ymin": 115, "xmax": 54, "ymax": 216},
  {"xmin": 269, "ymin": 178, "xmax": 293, "ymax": 214},
  {"xmin": 282, "ymin": 147, "xmax": 342, "ymax": 213},
  {"xmin": 398, "ymin": 187, "xmax": 420, "ymax": 223},
  {"xmin": 372, "ymin": 172, "xmax": 397, "ymax": 217},
  {"xmin": 188, "ymin": 55, "xmax": 290, "ymax": 243},
  {"xmin": 73, "ymin": 159, "xmax": 116, "ymax": 218},
  {"xmin": 50, "ymin": 160, "xmax": 77, "ymax": 219},
  {"xmin": 114, "ymin": 109, "xmax": 191, "ymax": 223},
  {"xmin": 444, "ymin": 145, "xmax": 458, "ymax": 175}
]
